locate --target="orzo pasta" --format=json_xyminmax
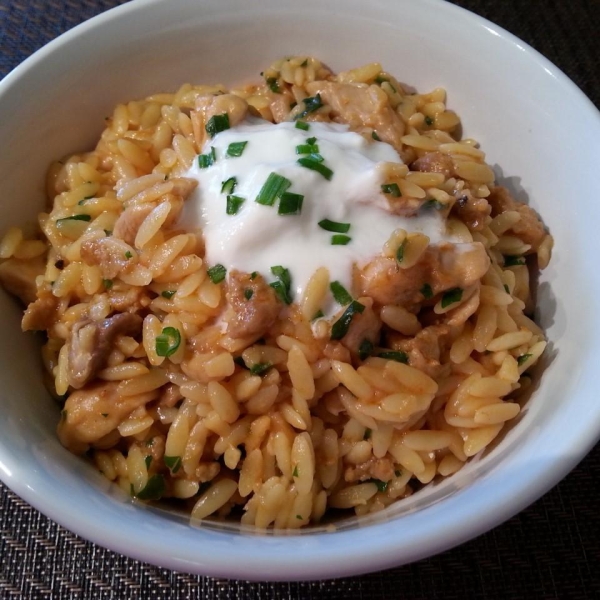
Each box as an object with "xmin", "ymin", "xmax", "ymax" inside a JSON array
[{"xmin": 0, "ymin": 56, "xmax": 553, "ymax": 529}]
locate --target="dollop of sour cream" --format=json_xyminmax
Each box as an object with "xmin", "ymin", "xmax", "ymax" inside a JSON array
[{"xmin": 182, "ymin": 119, "xmax": 454, "ymax": 314}]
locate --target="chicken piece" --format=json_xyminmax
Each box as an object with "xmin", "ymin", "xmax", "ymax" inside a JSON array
[
  {"xmin": 487, "ymin": 186, "xmax": 546, "ymax": 252},
  {"xmin": 0, "ymin": 256, "xmax": 45, "ymax": 305},
  {"xmin": 225, "ymin": 271, "xmax": 281, "ymax": 340},
  {"xmin": 345, "ymin": 456, "xmax": 395, "ymax": 484},
  {"xmin": 112, "ymin": 204, "xmax": 154, "ymax": 245},
  {"xmin": 388, "ymin": 325, "xmax": 449, "ymax": 379},
  {"xmin": 57, "ymin": 381, "xmax": 158, "ymax": 454},
  {"xmin": 21, "ymin": 291, "xmax": 59, "ymax": 331},
  {"xmin": 358, "ymin": 242, "xmax": 489, "ymax": 307},
  {"xmin": 80, "ymin": 236, "xmax": 137, "ymax": 279},
  {"xmin": 340, "ymin": 302, "xmax": 382, "ymax": 357},
  {"xmin": 269, "ymin": 94, "xmax": 293, "ymax": 123},
  {"xmin": 305, "ymin": 81, "xmax": 405, "ymax": 155},
  {"xmin": 191, "ymin": 94, "xmax": 248, "ymax": 149},
  {"xmin": 68, "ymin": 312, "xmax": 143, "ymax": 389},
  {"xmin": 452, "ymin": 190, "xmax": 491, "ymax": 231},
  {"xmin": 109, "ymin": 287, "xmax": 150, "ymax": 313},
  {"xmin": 411, "ymin": 151, "xmax": 454, "ymax": 178}
]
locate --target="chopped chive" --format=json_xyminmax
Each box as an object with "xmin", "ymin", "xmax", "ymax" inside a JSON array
[
  {"xmin": 312, "ymin": 310, "xmax": 324, "ymax": 321},
  {"xmin": 372, "ymin": 131, "xmax": 381, "ymax": 141},
  {"xmin": 294, "ymin": 94, "xmax": 323, "ymax": 120},
  {"xmin": 504, "ymin": 255, "xmax": 526, "ymax": 267},
  {"xmin": 207, "ymin": 264, "xmax": 227, "ymax": 283},
  {"xmin": 330, "ymin": 281, "xmax": 352, "ymax": 305},
  {"xmin": 250, "ymin": 362, "xmax": 272, "ymax": 376},
  {"xmin": 306, "ymin": 136, "xmax": 317, "ymax": 145},
  {"xmin": 278, "ymin": 192, "xmax": 304, "ymax": 215},
  {"xmin": 295, "ymin": 121, "xmax": 310, "ymax": 131},
  {"xmin": 198, "ymin": 147, "xmax": 216, "ymax": 168},
  {"xmin": 205, "ymin": 113, "xmax": 230, "ymax": 137},
  {"xmin": 296, "ymin": 514, "xmax": 303, "ymax": 520},
  {"xmin": 424, "ymin": 116, "xmax": 434, "ymax": 126},
  {"xmin": 56, "ymin": 214, "xmax": 92, "ymax": 224},
  {"xmin": 374, "ymin": 75, "xmax": 388, "ymax": 85},
  {"xmin": 369, "ymin": 479, "xmax": 389, "ymax": 492},
  {"xmin": 292, "ymin": 465, "xmax": 299, "ymax": 477},
  {"xmin": 244, "ymin": 288, "xmax": 254, "ymax": 300},
  {"xmin": 517, "ymin": 353, "xmax": 533, "ymax": 366},
  {"xmin": 364, "ymin": 428, "xmax": 372, "ymax": 440},
  {"xmin": 318, "ymin": 219, "xmax": 351, "ymax": 234},
  {"xmin": 422, "ymin": 199, "xmax": 446, "ymax": 210},
  {"xmin": 378, "ymin": 351, "xmax": 409, "ymax": 364},
  {"xmin": 226, "ymin": 195, "xmax": 245, "ymax": 215},
  {"xmin": 226, "ymin": 141, "xmax": 248, "ymax": 157},
  {"xmin": 441, "ymin": 287, "xmax": 463, "ymax": 308},
  {"xmin": 358, "ymin": 339, "xmax": 374, "ymax": 361},
  {"xmin": 396, "ymin": 240, "xmax": 406, "ymax": 263},
  {"xmin": 164, "ymin": 455, "xmax": 182, "ymax": 474},
  {"xmin": 381, "ymin": 183, "xmax": 401, "ymax": 197},
  {"xmin": 124, "ymin": 251, "xmax": 133, "ymax": 259},
  {"xmin": 296, "ymin": 143, "xmax": 319, "ymax": 155},
  {"xmin": 102, "ymin": 279, "xmax": 113, "ymax": 290},
  {"xmin": 256, "ymin": 172, "xmax": 292, "ymax": 206},
  {"xmin": 155, "ymin": 327, "xmax": 181, "ymax": 358},
  {"xmin": 297, "ymin": 156, "xmax": 333, "ymax": 180},
  {"xmin": 270, "ymin": 265, "xmax": 292, "ymax": 304},
  {"xmin": 331, "ymin": 300, "xmax": 365, "ymax": 340},
  {"xmin": 250, "ymin": 271, "xmax": 258, "ymax": 280},
  {"xmin": 266, "ymin": 77, "xmax": 281, "ymax": 93},
  {"xmin": 161, "ymin": 290, "xmax": 176, "ymax": 299},
  {"xmin": 221, "ymin": 176, "xmax": 237, "ymax": 195},
  {"xmin": 421, "ymin": 283, "xmax": 433, "ymax": 299},
  {"xmin": 135, "ymin": 474, "xmax": 165, "ymax": 501},
  {"xmin": 331, "ymin": 234, "xmax": 351, "ymax": 245},
  {"xmin": 144, "ymin": 455, "xmax": 152, "ymax": 469}
]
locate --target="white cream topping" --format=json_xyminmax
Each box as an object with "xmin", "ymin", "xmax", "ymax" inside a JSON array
[{"xmin": 182, "ymin": 119, "xmax": 456, "ymax": 315}]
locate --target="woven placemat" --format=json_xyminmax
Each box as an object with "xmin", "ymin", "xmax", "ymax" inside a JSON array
[{"xmin": 1, "ymin": 1, "xmax": 599, "ymax": 598}]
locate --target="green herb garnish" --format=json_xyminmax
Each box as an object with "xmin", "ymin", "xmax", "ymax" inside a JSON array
[
  {"xmin": 294, "ymin": 94, "xmax": 323, "ymax": 120},
  {"xmin": 369, "ymin": 479, "xmax": 389, "ymax": 493},
  {"xmin": 205, "ymin": 113, "xmax": 230, "ymax": 138},
  {"xmin": 296, "ymin": 142, "xmax": 320, "ymax": 155},
  {"xmin": 226, "ymin": 195, "xmax": 245, "ymax": 215},
  {"xmin": 256, "ymin": 172, "xmax": 292, "ymax": 206},
  {"xmin": 124, "ymin": 251, "xmax": 133, "ymax": 259},
  {"xmin": 331, "ymin": 234, "xmax": 351, "ymax": 245},
  {"xmin": 358, "ymin": 339, "xmax": 374, "ymax": 361},
  {"xmin": 56, "ymin": 214, "xmax": 92, "ymax": 224},
  {"xmin": 250, "ymin": 271, "xmax": 258, "ymax": 280},
  {"xmin": 102, "ymin": 279, "xmax": 113, "ymax": 290},
  {"xmin": 441, "ymin": 287, "xmax": 463, "ymax": 308},
  {"xmin": 244, "ymin": 288, "xmax": 254, "ymax": 300},
  {"xmin": 164, "ymin": 455, "xmax": 182, "ymax": 474},
  {"xmin": 144, "ymin": 455, "xmax": 152, "ymax": 470},
  {"xmin": 331, "ymin": 301, "xmax": 365, "ymax": 340},
  {"xmin": 207, "ymin": 264, "xmax": 227, "ymax": 284},
  {"xmin": 295, "ymin": 121, "xmax": 310, "ymax": 131},
  {"xmin": 318, "ymin": 219, "xmax": 350, "ymax": 234},
  {"xmin": 155, "ymin": 327, "xmax": 181, "ymax": 358},
  {"xmin": 330, "ymin": 281, "xmax": 352, "ymax": 305},
  {"xmin": 221, "ymin": 176, "xmax": 237, "ymax": 195},
  {"xmin": 250, "ymin": 362, "xmax": 272, "ymax": 376},
  {"xmin": 198, "ymin": 147, "xmax": 216, "ymax": 168},
  {"xmin": 161, "ymin": 290, "xmax": 176, "ymax": 299},
  {"xmin": 517, "ymin": 353, "xmax": 533, "ymax": 366},
  {"xmin": 278, "ymin": 192, "xmax": 304, "ymax": 215},
  {"xmin": 420, "ymin": 283, "xmax": 433, "ymax": 299},
  {"xmin": 135, "ymin": 474, "xmax": 166, "ymax": 501},
  {"xmin": 269, "ymin": 265, "xmax": 292, "ymax": 304},
  {"xmin": 381, "ymin": 183, "xmax": 401, "ymax": 197},
  {"xmin": 312, "ymin": 310, "xmax": 324, "ymax": 321},
  {"xmin": 422, "ymin": 199, "xmax": 445, "ymax": 210},
  {"xmin": 424, "ymin": 116, "xmax": 434, "ymax": 126},
  {"xmin": 504, "ymin": 255, "xmax": 526, "ymax": 267},
  {"xmin": 378, "ymin": 351, "xmax": 409, "ymax": 364},
  {"xmin": 266, "ymin": 77, "xmax": 281, "ymax": 93},
  {"xmin": 226, "ymin": 141, "xmax": 248, "ymax": 157},
  {"xmin": 396, "ymin": 240, "xmax": 406, "ymax": 263},
  {"xmin": 292, "ymin": 465, "xmax": 299, "ymax": 477},
  {"xmin": 297, "ymin": 156, "xmax": 333, "ymax": 180}
]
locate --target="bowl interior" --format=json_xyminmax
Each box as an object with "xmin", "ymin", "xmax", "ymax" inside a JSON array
[{"xmin": 1, "ymin": 0, "xmax": 599, "ymax": 580}]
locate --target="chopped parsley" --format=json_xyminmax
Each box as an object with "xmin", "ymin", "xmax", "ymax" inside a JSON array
[
  {"xmin": 205, "ymin": 113, "xmax": 230, "ymax": 137},
  {"xmin": 226, "ymin": 141, "xmax": 248, "ymax": 157},
  {"xmin": 330, "ymin": 281, "xmax": 353, "ymax": 305},
  {"xmin": 318, "ymin": 219, "xmax": 350, "ymax": 234},
  {"xmin": 441, "ymin": 287, "xmax": 463, "ymax": 308},
  {"xmin": 331, "ymin": 300, "xmax": 365, "ymax": 340},
  {"xmin": 381, "ymin": 183, "xmax": 401, "ymax": 197},
  {"xmin": 207, "ymin": 264, "xmax": 227, "ymax": 284},
  {"xmin": 378, "ymin": 351, "xmax": 409, "ymax": 364},
  {"xmin": 155, "ymin": 327, "xmax": 181, "ymax": 358}
]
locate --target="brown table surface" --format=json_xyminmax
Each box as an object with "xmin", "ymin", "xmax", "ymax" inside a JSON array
[{"xmin": 1, "ymin": 1, "xmax": 599, "ymax": 598}]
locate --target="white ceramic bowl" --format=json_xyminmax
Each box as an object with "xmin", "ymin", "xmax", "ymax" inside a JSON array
[{"xmin": 1, "ymin": 0, "xmax": 599, "ymax": 581}]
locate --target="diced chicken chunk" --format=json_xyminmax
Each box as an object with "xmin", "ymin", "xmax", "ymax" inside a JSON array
[
  {"xmin": 112, "ymin": 204, "xmax": 154, "ymax": 245},
  {"xmin": 57, "ymin": 381, "xmax": 157, "ymax": 454},
  {"xmin": 358, "ymin": 242, "xmax": 489, "ymax": 307},
  {"xmin": 452, "ymin": 190, "xmax": 491, "ymax": 231},
  {"xmin": 225, "ymin": 271, "xmax": 281, "ymax": 340},
  {"xmin": 191, "ymin": 94, "xmax": 248, "ymax": 149},
  {"xmin": 388, "ymin": 325, "xmax": 449, "ymax": 379},
  {"xmin": 22, "ymin": 291, "xmax": 59, "ymax": 331},
  {"xmin": 340, "ymin": 302, "xmax": 381, "ymax": 357},
  {"xmin": 411, "ymin": 152, "xmax": 454, "ymax": 178},
  {"xmin": 68, "ymin": 313, "xmax": 142, "ymax": 389},
  {"xmin": 0, "ymin": 256, "xmax": 45, "ymax": 305},
  {"xmin": 305, "ymin": 81, "xmax": 405, "ymax": 155},
  {"xmin": 487, "ymin": 186, "xmax": 546, "ymax": 252},
  {"xmin": 345, "ymin": 456, "xmax": 395, "ymax": 483},
  {"xmin": 80, "ymin": 236, "xmax": 137, "ymax": 279}
]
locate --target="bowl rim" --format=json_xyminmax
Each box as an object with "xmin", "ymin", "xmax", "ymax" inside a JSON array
[{"xmin": 1, "ymin": 0, "xmax": 600, "ymax": 581}]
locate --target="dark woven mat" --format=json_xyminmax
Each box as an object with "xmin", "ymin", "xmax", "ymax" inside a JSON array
[{"xmin": 1, "ymin": 1, "xmax": 599, "ymax": 598}]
